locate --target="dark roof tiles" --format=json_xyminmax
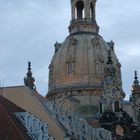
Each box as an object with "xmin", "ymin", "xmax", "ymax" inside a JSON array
[{"xmin": 0, "ymin": 95, "xmax": 31, "ymax": 140}]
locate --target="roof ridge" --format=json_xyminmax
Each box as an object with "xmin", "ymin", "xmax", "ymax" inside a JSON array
[{"xmin": 0, "ymin": 85, "xmax": 25, "ymax": 89}]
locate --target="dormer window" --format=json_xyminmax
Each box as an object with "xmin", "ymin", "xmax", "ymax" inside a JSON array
[
  {"xmin": 66, "ymin": 56, "xmax": 75, "ymax": 75},
  {"xmin": 67, "ymin": 62, "xmax": 74, "ymax": 74}
]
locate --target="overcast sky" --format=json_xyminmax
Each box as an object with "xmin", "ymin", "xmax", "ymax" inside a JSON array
[{"xmin": 0, "ymin": 0, "xmax": 140, "ymax": 100}]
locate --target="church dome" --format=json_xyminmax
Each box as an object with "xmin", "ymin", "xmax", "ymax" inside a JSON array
[
  {"xmin": 47, "ymin": 0, "xmax": 122, "ymax": 99},
  {"xmin": 48, "ymin": 34, "xmax": 122, "ymax": 96}
]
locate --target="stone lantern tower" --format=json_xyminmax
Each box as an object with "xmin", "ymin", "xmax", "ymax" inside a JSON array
[
  {"xmin": 69, "ymin": 0, "xmax": 99, "ymax": 34},
  {"xmin": 46, "ymin": 0, "xmax": 124, "ymax": 117}
]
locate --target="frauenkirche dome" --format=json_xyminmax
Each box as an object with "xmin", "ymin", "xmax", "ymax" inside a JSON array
[{"xmin": 46, "ymin": 0, "xmax": 124, "ymax": 116}]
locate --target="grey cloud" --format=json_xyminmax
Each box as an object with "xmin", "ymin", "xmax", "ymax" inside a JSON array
[{"xmin": 0, "ymin": 0, "xmax": 140, "ymax": 99}]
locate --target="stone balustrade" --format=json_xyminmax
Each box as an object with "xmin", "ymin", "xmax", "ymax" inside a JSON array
[{"xmin": 43, "ymin": 101, "xmax": 112, "ymax": 140}]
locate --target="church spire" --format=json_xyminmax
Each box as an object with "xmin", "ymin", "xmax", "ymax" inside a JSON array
[
  {"xmin": 69, "ymin": 0, "xmax": 99, "ymax": 34},
  {"xmin": 24, "ymin": 62, "xmax": 36, "ymax": 90},
  {"xmin": 104, "ymin": 50, "xmax": 116, "ymax": 78},
  {"xmin": 132, "ymin": 71, "xmax": 140, "ymax": 96}
]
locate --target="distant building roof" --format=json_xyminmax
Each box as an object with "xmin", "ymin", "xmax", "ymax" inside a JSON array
[
  {"xmin": 86, "ymin": 118, "xmax": 101, "ymax": 128},
  {"xmin": 0, "ymin": 86, "xmax": 67, "ymax": 140},
  {"xmin": 0, "ymin": 95, "xmax": 31, "ymax": 140},
  {"xmin": 34, "ymin": 90, "xmax": 48, "ymax": 103}
]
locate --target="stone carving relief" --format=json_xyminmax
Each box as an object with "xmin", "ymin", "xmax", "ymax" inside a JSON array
[
  {"xmin": 67, "ymin": 38, "xmax": 77, "ymax": 61},
  {"xmin": 72, "ymin": 38, "xmax": 78, "ymax": 46},
  {"xmin": 49, "ymin": 63, "xmax": 54, "ymax": 80},
  {"xmin": 91, "ymin": 36, "xmax": 100, "ymax": 47},
  {"xmin": 49, "ymin": 63, "xmax": 54, "ymax": 73},
  {"xmin": 107, "ymin": 40, "xmax": 115, "ymax": 51},
  {"xmin": 54, "ymin": 41, "xmax": 61, "ymax": 53},
  {"xmin": 69, "ymin": 37, "xmax": 78, "ymax": 46}
]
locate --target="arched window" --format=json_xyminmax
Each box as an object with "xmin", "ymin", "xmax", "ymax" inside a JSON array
[
  {"xmin": 114, "ymin": 101, "xmax": 120, "ymax": 112},
  {"xmin": 75, "ymin": 1, "xmax": 84, "ymax": 19},
  {"xmin": 100, "ymin": 103, "xmax": 102, "ymax": 114},
  {"xmin": 95, "ymin": 61, "xmax": 101, "ymax": 74},
  {"xmin": 90, "ymin": 3, "xmax": 94, "ymax": 19}
]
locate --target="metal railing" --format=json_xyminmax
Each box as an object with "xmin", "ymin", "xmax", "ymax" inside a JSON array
[{"xmin": 15, "ymin": 112, "xmax": 54, "ymax": 140}]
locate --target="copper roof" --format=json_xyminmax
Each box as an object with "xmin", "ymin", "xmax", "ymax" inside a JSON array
[{"xmin": 0, "ymin": 95, "xmax": 31, "ymax": 140}]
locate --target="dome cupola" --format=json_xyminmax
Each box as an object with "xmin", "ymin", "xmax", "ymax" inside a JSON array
[{"xmin": 69, "ymin": 0, "xmax": 99, "ymax": 34}]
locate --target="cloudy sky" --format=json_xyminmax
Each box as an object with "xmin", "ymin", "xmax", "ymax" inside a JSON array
[{"xmin": 0, "ymin": 0, "xmax": 140, "ymax": 99}]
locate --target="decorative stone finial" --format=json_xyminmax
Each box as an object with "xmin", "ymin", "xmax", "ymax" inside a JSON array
[
  {"xmin": 132, "ymin": 71, "xmax": 140, "ymax": 95},
  {"xmin": 108, "ymin": 40, "xmax": 114, "ymax": 51},
  {"xmin": 104, "ymin": 50, "xmax": 116, "ymax": 77},
  {"xmin": 107, "ymin": 50, "xmax": 113, "ymax": 65},
  {"xmin": 134, "ymin": 71, "xmax": 139, "ymax": 86},
  {"xmin": 28, "ymin": 61, "xmax": 31, "ymax": 71},
  {"xmin": 24, "ymin": 62, "xmax": 36, "ymax": 90}
]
